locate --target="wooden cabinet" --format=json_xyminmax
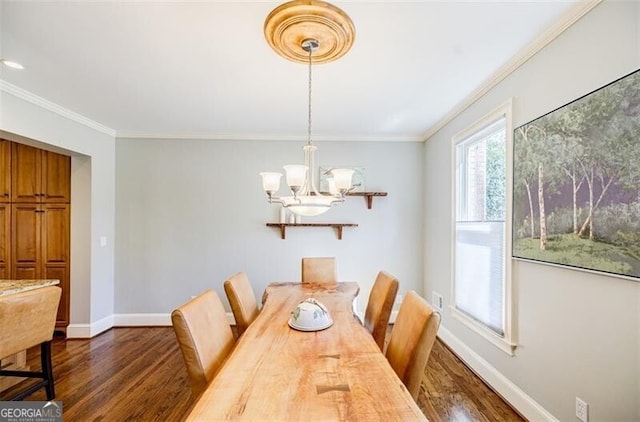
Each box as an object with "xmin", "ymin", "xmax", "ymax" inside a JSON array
[
  {"xmin": 0, "ymin": 141, "xmax": 11, "ymax": 202},
  {"xmin": 11, "ymin": 143, "xmax": 70, "ymax": 203},
  {"xmin": 12, "ymin": 203, "xmax": 70, "ymax": 326},
  {"xmin": 2, "ymin": 140, "xmax": 71, "ymax": 332}
]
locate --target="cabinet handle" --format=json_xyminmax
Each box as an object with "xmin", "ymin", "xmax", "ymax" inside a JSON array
[{"xmin": 35, "ymin": 210, "xmax": 45, "ymax": 213}]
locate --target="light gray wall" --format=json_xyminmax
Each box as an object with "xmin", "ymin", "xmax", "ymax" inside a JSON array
[
  {"xmin": 115, "ymin": 139, "xmax": 424, "ymax": 316},
  {"xmin": 0, "ymin": 90, "xmax": 116, "ymax": 326},
  {"xmin": 424, "ymin": 1, "xmax": 639, "ymax": 421}
]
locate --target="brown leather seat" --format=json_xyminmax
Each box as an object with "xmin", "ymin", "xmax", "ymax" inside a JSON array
[
  {"xmin": 301, "ymin": 257, "xmax": 337, "ymax": 285},
  {"xmin": 224, "ymin": 272, "xmax": 259, "ymax": 337},
  {"xmin": 171, "ymin": 290, "xmax": 235, "ymax": 397},
  {"xmin": 364, "ymin": 271, "xmax": 398, "ymax": 351},
  {"xmin": 0, "ymin": 286, "xmax": 62, "ymax": 400},
  {"xmin": 385, "ymin": 290, "xmax": 441, "ymax": 401}
]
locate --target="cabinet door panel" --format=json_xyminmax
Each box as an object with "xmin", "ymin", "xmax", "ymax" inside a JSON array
[
  {"xmin": 11, "ymin": 204, "xmax": 41, "ymax": 278},
  {"xmin": 13, "ymin": 267, "xmax": 38, "ymax": 280},
  {"xmin": 44, "ymin": 265, "xmax": 69, "ymax": 325},
  {"xmin": 42, "ymin": 204, "xmax": 70, "ymax": 264},
  {"xmin": 0, "ymin": 140, "xmax": 11, "ymax": 202},
  {"xmin": 42, "ymin": 151, "xmax": 71, "ymax": 203},
  {"xmin": 11, "ymin": 143, "xmax": 41, "ymax": 203},
  {"xmin": 42, "ymin": 204, "xmax": 70, "ymax": 327},
  {"xmin": 0, "ymin": 203, "xmax": 10, "ymax": 278}
]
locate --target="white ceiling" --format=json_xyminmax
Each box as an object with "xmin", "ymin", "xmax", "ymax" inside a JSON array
[{"xmin": 0, "ymin": 1, "xmax": 584, "ymax": 142}]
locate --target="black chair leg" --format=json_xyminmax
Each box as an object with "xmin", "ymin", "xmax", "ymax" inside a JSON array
[
  {"xmin": 1, "ymin": 341, "xmax": 55, "ymax": 401},
  {"xmin": 41, "ymin": 341, "xmax": 55, "ymax": 400}
]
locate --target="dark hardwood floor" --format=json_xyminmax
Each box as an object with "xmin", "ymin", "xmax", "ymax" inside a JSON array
[
  {"xmin": 1, "ymin": 327, "xmax": 524, "ymax": 421},
  {"xmin": 419, "ymin": 340, "xmax": 524, "ymax": 422}
]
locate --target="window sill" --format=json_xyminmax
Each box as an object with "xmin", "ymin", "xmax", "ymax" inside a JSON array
[{"xmin": 450, "ymin": 306, "xmax": 517, "ymax": 356}]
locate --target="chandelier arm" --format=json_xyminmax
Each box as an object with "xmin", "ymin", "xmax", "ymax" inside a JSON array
[{"xmin": 266, "ymin": 195, "xmax": 285, "ymax": 206}]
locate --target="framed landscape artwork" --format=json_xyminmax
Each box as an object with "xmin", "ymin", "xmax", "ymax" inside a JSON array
[{"xmin": 512, "ymin": 68, "xmax": 640, "ymax": 280}]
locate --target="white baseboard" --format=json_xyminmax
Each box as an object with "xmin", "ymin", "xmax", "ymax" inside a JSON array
[
  {"xmin": 437, "ymin": 326, "xmax": 558, "ymax": 422},
  {"xmin": 113, "ymin": 313, "xmax": 171, "ymax": 326},
  {"xmin": 68, "ymin": 312, "xmax": 237, "ymax": 335},
  {"xmin": 113, "ymin": 312, "xmax": 237, "ymax": 326},
  {"xmin": 67, "ymin": 314, "xmax": 114, "ymax": 339}
]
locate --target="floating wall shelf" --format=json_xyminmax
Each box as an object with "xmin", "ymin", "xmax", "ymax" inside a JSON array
[
  {"xmin": 346, "ymin": 192, "xmax": 388, "ymax": 209},
  {"xmin": 266, "ymin": 223, "xmax": 358, "ymax": 240},
  {"xmin": 313, "ymin": 191, "xmax": 388, "ymax": 209}
]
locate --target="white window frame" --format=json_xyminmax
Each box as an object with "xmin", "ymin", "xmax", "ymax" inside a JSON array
[{"xmin": 451, "ymin": 99, "xmax": 516, "ymax": 355}]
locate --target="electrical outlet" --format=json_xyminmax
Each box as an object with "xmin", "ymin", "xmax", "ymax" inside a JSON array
[
  {"xmin": 432, "ymin": 291, "xmax": 443, "ymax": 311},
  {"xmin": 576, "ymin": 397, "xmax": 588, "ymax": 422}
]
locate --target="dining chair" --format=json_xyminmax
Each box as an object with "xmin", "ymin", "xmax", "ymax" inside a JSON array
[
  {"xmin": 171, "ymin": 289, "xmax": 235, "ymax": 397},
  {"xmin": 301, "ymin": 257, "xmax": 337, "ymax": 284},
  {"xmin": 385, "ymin": 290, "xmax": 441, "ymax": 400},
  {"xmin": 364, "ymin": 271, "xmax": 399, "ymax": 351},
  {"xmin": 224, "ymin": 271, "xmax": 260, "ymax": 337},
  {"xmin": 0, "ymin": 286, "xmax": 62, "ymax": 401}
]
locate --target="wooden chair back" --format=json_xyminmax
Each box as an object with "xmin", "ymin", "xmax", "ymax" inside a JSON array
[
  {"xmin": 0, "ymin": 286, "xmax": 61, "ymax": 400},
  {"xmin": 385, "ymin": 290, "xmax": 441, "ymax": 400},
  {"xmin": 224, "ymin": 272, "xmax": 259, "ymax": 337},
  {"xmin": 364, "ymin": 271, "xmax": 399, "ymax": 351},
  {"xmin": 0, "ymin": 286, "xmax": 61, "ymax": 359},
  {"xmin": 301, "ymin": 257, "xmax": 337, "ymax": 285},
  {"xmin": 171, "ymin": 290, "xmax": 235, "ymax": 397}
]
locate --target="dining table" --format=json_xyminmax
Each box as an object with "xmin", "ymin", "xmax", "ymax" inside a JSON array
[{"xmin": 185, "ymin": 281, "xmax": 427, "ymax": 421}]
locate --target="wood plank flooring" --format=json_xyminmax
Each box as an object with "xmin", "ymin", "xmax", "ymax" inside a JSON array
[{"xmin": 1, "ymin": 327, "xmax": 524, "ymax": 421}]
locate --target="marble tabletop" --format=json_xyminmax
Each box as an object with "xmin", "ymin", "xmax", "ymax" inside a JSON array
[{"xmin": 0, "ymin": 279, "xmax": 60, "ymax": 296}]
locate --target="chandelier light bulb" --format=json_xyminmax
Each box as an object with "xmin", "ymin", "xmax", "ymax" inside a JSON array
[
  {"xmin": 283, "ymin": 165, "xmax": 307, "ymax": 191},
  {"xmin": 330, "ymin": 169, "xmax": 355, "ymax": 193},
  {"xmin": 260, "ymin": 172, "xmax": 282, "ymax": 194}
]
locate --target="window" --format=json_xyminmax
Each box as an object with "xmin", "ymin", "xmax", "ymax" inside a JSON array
[{"xmin": 452, "ymin": 100, "xmax": 515, "ymax": 355}]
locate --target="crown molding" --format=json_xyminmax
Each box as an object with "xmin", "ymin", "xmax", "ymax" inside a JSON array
[
  {"xmin": 421, "ymin": 0, "xmax": 602, "ymax": 142},
  {"xmin": 115, "ymin": 131, "xmax": 423, "ymax": 143},
  {"xmin": 1, "ymin": 1, "xmax": 601, "ymax": 145},
  {"xmin": 0, "ymin": 80, "xmax": 116, "ymax": 138}
]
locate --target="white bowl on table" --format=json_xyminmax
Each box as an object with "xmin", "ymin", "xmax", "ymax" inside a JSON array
[{"xmin": 288, "ymin": 298, "xmax": 333, "ymax": 331}]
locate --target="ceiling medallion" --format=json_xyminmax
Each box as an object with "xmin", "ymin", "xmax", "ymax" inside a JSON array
[{"xmin": 264, "ymin": 0, "xmax": 355, "ymax": 64}]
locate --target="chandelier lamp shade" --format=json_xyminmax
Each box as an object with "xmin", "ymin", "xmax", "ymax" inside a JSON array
[{"xmin": 260, "ymin": 0, "xmax": 356, "ymax": 217}]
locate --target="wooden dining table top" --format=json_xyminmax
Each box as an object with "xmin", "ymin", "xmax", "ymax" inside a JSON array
[
  {"xmin": 185, "ymin": 281, "xmax": 427, "ymax": 421},
  {"xmin": 0, "ymin": 279, "xmax": 60, "ymax": 296}
]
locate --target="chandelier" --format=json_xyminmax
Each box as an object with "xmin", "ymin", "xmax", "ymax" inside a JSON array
[{"xmin": 260, "ymin": 0, "xmax": 356, "ymax": 217}]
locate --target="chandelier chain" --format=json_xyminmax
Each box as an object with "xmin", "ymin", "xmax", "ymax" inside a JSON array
[{"xmin": 307, "ymin": 44, "xmax": 312, "ymax": 146}]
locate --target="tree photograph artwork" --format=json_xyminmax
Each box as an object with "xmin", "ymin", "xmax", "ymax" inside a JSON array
[{"xmin": 512, "ymin": 68, "xmax": 640, "ymax": 280}]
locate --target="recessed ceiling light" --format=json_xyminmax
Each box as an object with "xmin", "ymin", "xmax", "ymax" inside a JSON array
[{"xmin": 1, "ymin": 59, "xmax": 25, "ymax": 70}]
